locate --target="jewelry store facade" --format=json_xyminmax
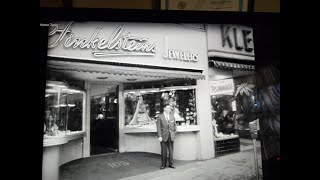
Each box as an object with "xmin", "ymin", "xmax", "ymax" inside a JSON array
[
  {"xmin": 42, "ymin": 21, "xmax": 258, "ymax": 180},
  {"xmin": 42, "ymin": 21, "xmax": 216, "ymax": 180}
]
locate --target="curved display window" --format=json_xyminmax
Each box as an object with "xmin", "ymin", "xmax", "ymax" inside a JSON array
[{"xmin": 44, "ymin": 81, "xmax": 85, "ymax": 141}]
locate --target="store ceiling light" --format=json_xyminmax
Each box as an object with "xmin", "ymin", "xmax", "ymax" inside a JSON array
[
  {"xmin": 46, "ymin": 80, "xmax": 68, "ymax": 88},
  {"xmin": 123, "ymin": 88, "xmax": 160, "ymax": 94},
  {"xmin": 126, "ymin": 78, "xmax": 137, "ymax": 82},
  {"xmin": 96, "ymin": 76, "xmax": 108, "ymax": 80}
]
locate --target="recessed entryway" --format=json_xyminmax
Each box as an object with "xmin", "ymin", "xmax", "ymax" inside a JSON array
[{"xmin": 90, "ymin": 84, "xmax": 119, "ymax": 156}]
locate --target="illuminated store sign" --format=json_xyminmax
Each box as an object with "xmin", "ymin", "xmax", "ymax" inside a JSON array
[{"xmin": 48, "ymin": 21, "xmax": 157, "ymax": 57}]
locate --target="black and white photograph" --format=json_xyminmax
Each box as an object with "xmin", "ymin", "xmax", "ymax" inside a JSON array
[{"xmin": 40, "ymin": 1, "xmax": 280, "ymax": 180}]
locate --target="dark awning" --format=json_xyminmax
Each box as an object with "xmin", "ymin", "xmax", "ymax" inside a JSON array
[
  {"xmin": 47, "ymin": 58, "xmax": 205, "ymax": 81},
  {"xmin": 209, "ymin": 60, "xmax": 255, "ymax": 71}
]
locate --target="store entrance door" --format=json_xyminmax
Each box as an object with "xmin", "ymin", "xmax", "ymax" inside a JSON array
[{"xmin": 90, "ymin": 84, "xmax": 119, "ymax": 156}]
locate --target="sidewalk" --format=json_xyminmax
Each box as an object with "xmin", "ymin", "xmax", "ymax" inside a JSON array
[
  {"xmin": 60, "ymin": 140, "xmax": 262, "ymax": 180},
  {"xmin": 240, "ymin": 138, "xmax": 261, "ymax": 151},
  {"xmin": 119, "ymin": 148, "xmax": 262, "ymax": 180}
]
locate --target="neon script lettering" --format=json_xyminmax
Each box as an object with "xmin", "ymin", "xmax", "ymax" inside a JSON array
[{"xmin": 48, "ymin": 21, "xmax": 157, "ymax": 56}]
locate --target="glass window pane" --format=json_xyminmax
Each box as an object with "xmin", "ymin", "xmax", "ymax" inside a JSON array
[
  {"xmin": 210, "ymin": 75, "xmax": 258, "ymax": 137},
  {"xmin": 67, "ymin": 92, "xmax": 83, "ymax": 132},
  {"xmin": 44, "ymin": 81, "xmax": 85, "ymax": 136},
  {"xmin": 124, "ymin": 87, "xmax": 197, "ymax": 128}
]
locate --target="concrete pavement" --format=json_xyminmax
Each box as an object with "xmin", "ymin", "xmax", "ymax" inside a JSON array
[
  {"xmin": 60, "ymin": 139, "xmax": 262, "ymax": 180},
  {"xmin": 119, "ymin": 148, "xmax": 262, "ymax": 180}
]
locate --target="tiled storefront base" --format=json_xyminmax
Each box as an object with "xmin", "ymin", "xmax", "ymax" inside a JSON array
[{"xmin": 214, "ymin": 137, "xmax": 240, "ymax": 157}]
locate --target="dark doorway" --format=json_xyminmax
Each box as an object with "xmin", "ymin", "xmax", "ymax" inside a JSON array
[{"xmin": 90, "ymin": 85, "xmax": 119, "ymax": 156}]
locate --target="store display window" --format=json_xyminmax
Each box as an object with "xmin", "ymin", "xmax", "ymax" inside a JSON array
[
  {"xmin": 124, "ymin": 86, "xmax": 197, "ymax": 128},
  {"xmin": 210, "ymin": 75, "xmax": 260, "ymax": 137},
  {"xmin": 44, "ymin": 81, "xmax": 85, "ymax": 137}
]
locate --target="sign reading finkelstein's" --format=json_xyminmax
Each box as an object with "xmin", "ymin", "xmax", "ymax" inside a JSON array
[{"xmin": 48, "ymin": 21, "xmax": 157, "ymax": 57}]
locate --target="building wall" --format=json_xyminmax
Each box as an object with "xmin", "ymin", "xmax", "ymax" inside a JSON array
[
  {"xmin": 124, "ymin": 133, "xmax": 160, "ymax": 154},
  {"xmin": 73, "ymin": 0, "xmax": 154, "ymax": 9},
  {"xmin": 195, "ymin": 51, "xmax": 215, "ymax": 160},
  {"xmin": 59, "ymin": 138, "xmax": 83, "ymax": 166},
  {"xmin": 123, "ymin": 132, "xmax": 199, "ymax": 160}
]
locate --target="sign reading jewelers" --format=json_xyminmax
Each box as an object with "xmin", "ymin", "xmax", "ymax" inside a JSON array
[
  {"xmin": 209, "ymin": 79, "xmax": 235, "ymax": 96},
  {"xmin": 47, "ymin": 21, "xmax": 204, "ymax": 69}
]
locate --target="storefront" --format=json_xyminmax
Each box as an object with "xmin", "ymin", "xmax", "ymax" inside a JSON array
[
  {"xmin": 206, "ymin": 24, "xmax": 258, "ymax": 157},
  {"xmin": 42, "ymin": 21, "xmax": 216, "ymax": 179}
]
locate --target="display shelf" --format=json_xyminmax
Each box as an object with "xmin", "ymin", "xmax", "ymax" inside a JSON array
[
  {"xmin": 66, "ymin": 131, "xmax": 86, "ymax": 141},
  {"xmin": 43, "ymin": 135, "xmax": 68, "ymax": 147},
  {"xmin": 123, "ymin": 125, "xmax": 200, "ymax": 133}
]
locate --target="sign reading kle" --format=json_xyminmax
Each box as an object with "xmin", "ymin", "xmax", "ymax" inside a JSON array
[
  {"xmin": 209, "ymin": 79, "xmax": 235, "ymax": 96},
  {"xmin": 221, "ymin": 25, "xmax": 254, "ymax": 53}
]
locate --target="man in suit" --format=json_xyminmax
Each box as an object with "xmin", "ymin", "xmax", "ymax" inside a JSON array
[{"xmin": 156, "ymin": 104, "xmax": 177, "ymax": 170}]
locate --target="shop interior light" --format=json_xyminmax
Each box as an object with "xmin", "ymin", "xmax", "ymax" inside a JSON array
[
  {"xmin": 53, "ymin": 104, "xmax": 76, "ymax": 108},
  {"xmin": 96, "ymin": 76, "xmax": 108, "ymax": 80},
  {"xmin": 61, "ymin": 88, "xmax": 81, "ymax": 94},
  {"xmin": 126, "ymin": 78, "xmax": 137, "ymax": 82},
  {"xmin": 124, "ymin": 88, "xmax": 160, "ymax": 94},
  {"xmin": 160, "ymin": 85, "xmax": 196, "ymax": 91},
  {"xmin": 45, "ymin": 89, "xmax": 57, "ymax": 93},
  {"xmin": 70, "ymin": 89, "xmax": 81, "ymax": 93},
  {"xmin": 46, "ymin": 80, "xmax": 68, "ymax": 88}
]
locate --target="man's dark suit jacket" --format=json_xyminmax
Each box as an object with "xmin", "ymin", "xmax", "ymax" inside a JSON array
[{"xmin": 156, "ymin": 113, "xmax": 177, "ymax": 142}]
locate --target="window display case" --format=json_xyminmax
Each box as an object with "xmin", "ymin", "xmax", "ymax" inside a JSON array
[
  {"xmin": 210, "ymin": 75, "xmax": 259, "ymax": 139},
  {"xmin": 124, "ymin": 86, "xmax": 197, "ymax": 131},
  {"xmin": 44, "ymin": 81, "xmax": 85, "ymax": 145}
]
